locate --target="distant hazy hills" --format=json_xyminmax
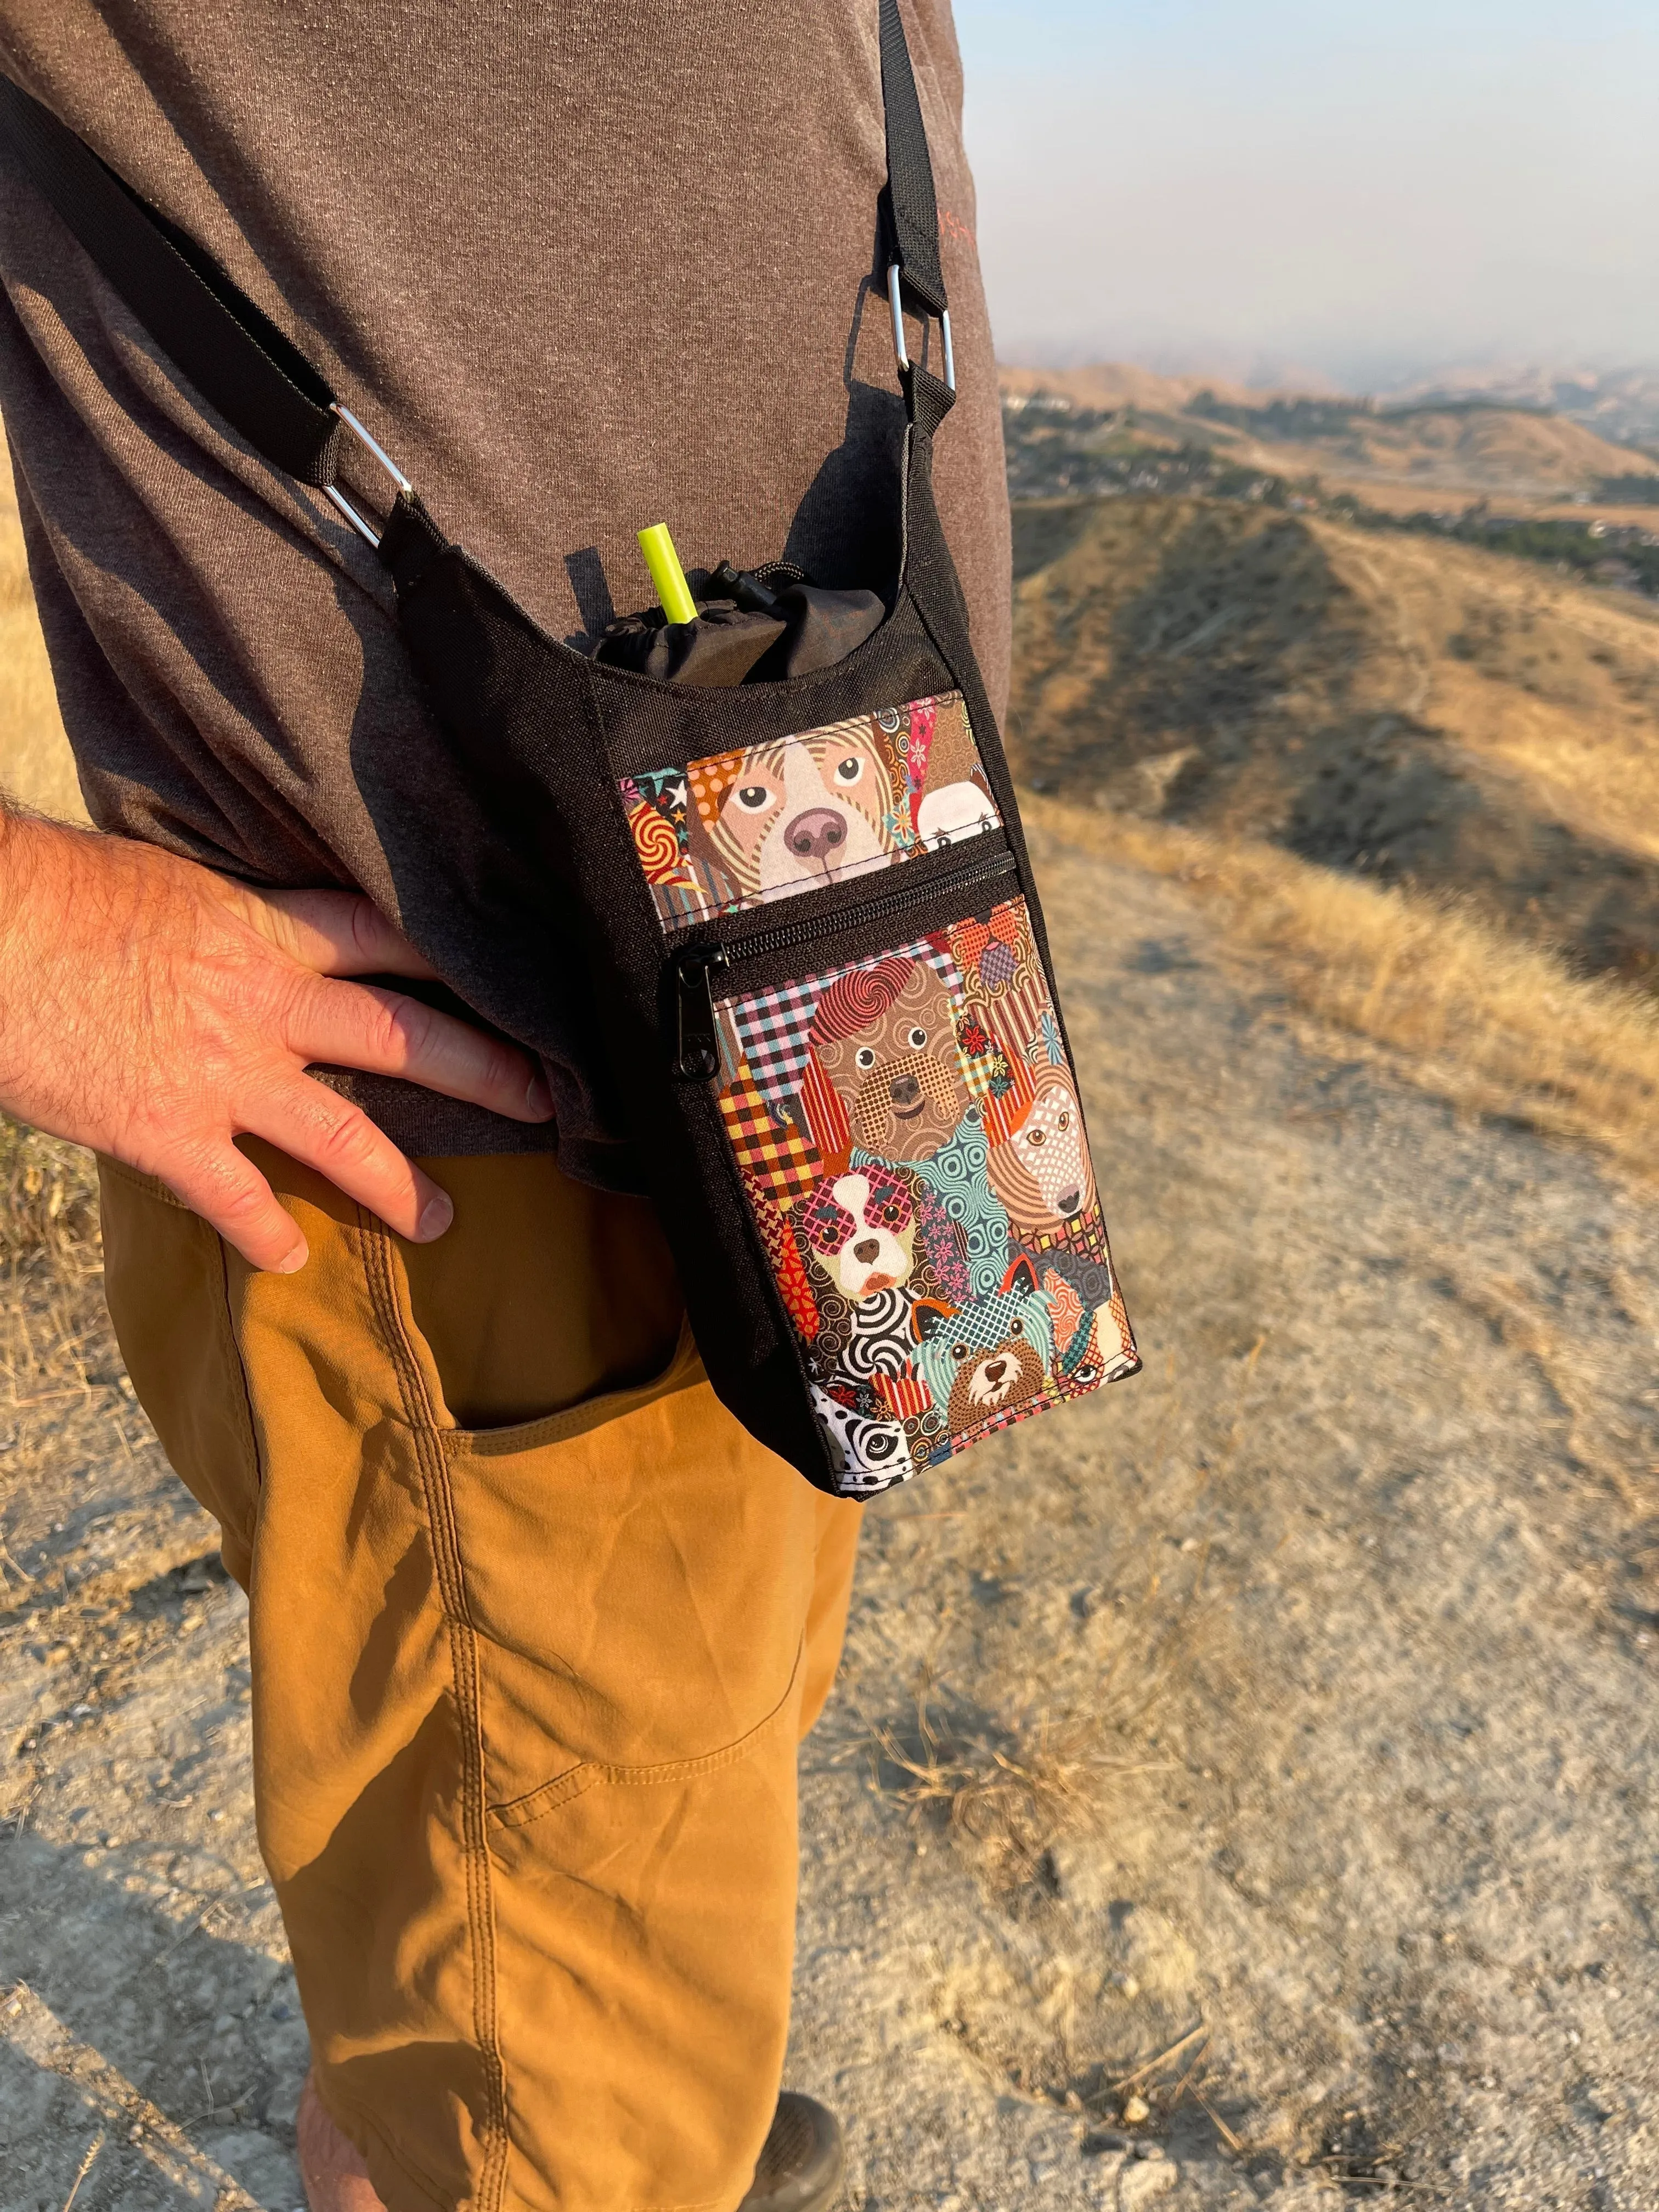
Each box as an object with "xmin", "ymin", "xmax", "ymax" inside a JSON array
[
  {"xmin": 1386, "ymin": 364, "xmax": 1659, "ymax": 454},
  {"xmin": 1001, "ymin": 359, "xmax": 1659, "ymax": 464},
  {"xmin": 1235, "ymin": 402, "xmax": 1652, "ymax": 506},
  {"xmin": 997, "ymin": 364, "xmax": 1658, "ymax": 509}
]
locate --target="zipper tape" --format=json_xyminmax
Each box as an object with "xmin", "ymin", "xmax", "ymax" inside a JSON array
[{"xmin": 673, "ymin": 848, "xmax": 1018, "ymax": 1081}]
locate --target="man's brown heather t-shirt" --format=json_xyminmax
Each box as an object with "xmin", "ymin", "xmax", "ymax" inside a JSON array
[{"xmin": 0, "ymin": 1, "xmax": 1009, "ymax": 1175}]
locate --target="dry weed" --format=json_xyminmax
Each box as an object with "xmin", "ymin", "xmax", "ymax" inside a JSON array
[
  {"xmin": 0, "ymin": 1118, "xmax": 108, "ymax": 1427},
  {"xmin": 0, "ymin": 1117, "xmax": 100, "ymax": 1268},
  {"xmin": 1026, "ymin": 794, "xmax": 1659, "ymax": 1179},
  {"xmin": 872, "ymin": 1688, "xmax": 1136, "ymax": 1888},
  {"xmin": 0, "ymin": 464, "xmax": 85, "ymax": 824}
]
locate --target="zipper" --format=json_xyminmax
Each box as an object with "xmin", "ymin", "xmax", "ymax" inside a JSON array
[{"xmin": 672, "ymin": 847, "xmax": 1018, "ymax": 1080}]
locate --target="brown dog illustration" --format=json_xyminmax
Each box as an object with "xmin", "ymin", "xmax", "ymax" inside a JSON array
[
  {"xmin": 910, "ymin": 1257, "xmax": 1055, "ymax": 1430},
  {"xmin": 809, "ymin": 956, "xmax": 970, "ymax": 1163}
]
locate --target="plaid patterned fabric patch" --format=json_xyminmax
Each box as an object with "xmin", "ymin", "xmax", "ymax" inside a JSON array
[
  {"xmin": 718, "ymin": 1072, "xmax": 820, "ymax": 1206},
  {"xmin": 729, "ymin": 976, "xmax": 825, "ymax": 1110}
]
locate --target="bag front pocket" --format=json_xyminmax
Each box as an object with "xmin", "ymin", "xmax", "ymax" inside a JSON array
[
  {"xmin": 618, "ymin": 689, "xmax": 1001, "ymax": 930},
  {"xmin": 698, "ymin": 878, "xmax": 1139, "ymax": 1497}
]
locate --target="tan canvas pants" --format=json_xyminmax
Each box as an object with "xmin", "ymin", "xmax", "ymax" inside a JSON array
[{"xmin": 98, "ymin": 1142, "xmax": 863, "ymax": 2212}]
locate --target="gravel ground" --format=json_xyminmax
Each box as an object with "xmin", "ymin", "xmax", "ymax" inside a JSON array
[{"xmin": 3, "ymin": 823, "xmax": 1656, "ymax": 2210}]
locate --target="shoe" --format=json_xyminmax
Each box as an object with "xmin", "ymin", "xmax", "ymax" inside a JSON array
[{"xmin": 737, "ymin": 2091, "xmax": 846, "ymax": 2211}]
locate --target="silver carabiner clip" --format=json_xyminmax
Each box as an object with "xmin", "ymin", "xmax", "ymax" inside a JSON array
[
  {"xmin": 324, "ymin": 404, "xmax": 414, "ymax": 549},
  {"xmin": 887, "ymin": 262, "xmax": 955, "ymax": 394}
]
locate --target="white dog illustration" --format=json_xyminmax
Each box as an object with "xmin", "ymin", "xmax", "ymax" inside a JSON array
[
  {"xmin": 916, "ymin": 778, "xmax": 998, "ymax": 847},
  {"xmin": 799, "ymin": 1166, "xmax": 916, "ymax": 1300}
]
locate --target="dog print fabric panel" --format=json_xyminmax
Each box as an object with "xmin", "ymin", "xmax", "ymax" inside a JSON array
[
  {"xmin": 710, "ymin": 895, "xmax": 1139, "ymax": 1497},
  {"xmin": 619, "ymin": 692, "xmax": 1000, "ymax": 929}
]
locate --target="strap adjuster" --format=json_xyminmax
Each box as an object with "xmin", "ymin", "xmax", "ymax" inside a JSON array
[
  {"xmin": 887, "ymin": 263, "xmax": 955, "ymax": 393},
  {"xmin": 324, "ymin": 404, "xmax": 413, "ymax": 548}
]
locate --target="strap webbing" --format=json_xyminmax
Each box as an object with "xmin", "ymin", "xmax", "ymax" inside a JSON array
[
  {"xmin": 0, "ymin": 4, "xmax": 947, "ymax": 490},
  {"xmin": 878, "ymin": 0, "xmax": 947, "ymax": 319},
  {"xmin": 0, "ymin": 76, "xmax": 342, "ymax": 487}
]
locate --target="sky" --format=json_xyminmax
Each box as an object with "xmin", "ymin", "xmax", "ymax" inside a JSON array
[{"xmin": 953, "ymin": 1, "xmax": 1659, "ymax": 391}]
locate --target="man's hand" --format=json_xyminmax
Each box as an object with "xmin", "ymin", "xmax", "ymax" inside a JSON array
[{"xmin": 0, "ymin": 811, "xmax": 553, "ymax": 1271}]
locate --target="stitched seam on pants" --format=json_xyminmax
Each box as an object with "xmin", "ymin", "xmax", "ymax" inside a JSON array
[
  {"xmin": 361, "ymin": 1216, "xmax": 511, "ymax": 2212},
  {"xmin": 634, "ymin": 2195, "xmax": 751, "ymax": 2212},
  {"xmin": 486, "ymin": 1637, "xmax": 806, "ymax": 1831},
  {"xmin": 210, "ymin": 1221, "xmax": 264, "ymax": 1546}
]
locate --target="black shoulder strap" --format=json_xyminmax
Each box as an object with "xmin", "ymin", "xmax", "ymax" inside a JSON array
[
  {"xmin": 0, "ymin": 4, "xmax": 950, "ymax": 503},
  {"xmin": 877, "ymin": 0, "xmax": 947, "ymax": 320},
  {"xmin": 0, "ymin": 74, "xmax": 342, "ymax": 488}
]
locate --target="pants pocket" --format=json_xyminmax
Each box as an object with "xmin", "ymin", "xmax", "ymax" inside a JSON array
[
  {"xmin": 396, "ymin": 1150, "xmax": 686, "ymax": 1430},
  {"xmin": 436, "ymin": 1326, "xmax": 823, "ymax": 1816},
  {"xmin": 436, "ymin": 1331, "xmax": 822, "ymax": 2212},
  {"xmin": 95, "ymin": 1158, "xmax": 261, "ymax": 1586}
]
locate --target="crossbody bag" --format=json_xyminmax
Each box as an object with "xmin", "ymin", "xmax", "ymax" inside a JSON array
[{"xmin": 0, "ymin": 5, "xmax": 1139, "ymax": 1499}]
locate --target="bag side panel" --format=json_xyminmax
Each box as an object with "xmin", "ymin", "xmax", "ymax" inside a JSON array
[{"xmin": 388, "ymin": 556, "xmax": 838, "ymax": 1486}]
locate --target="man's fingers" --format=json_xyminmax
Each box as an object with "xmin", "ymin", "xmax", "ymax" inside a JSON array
[
  {"xmin": 237, "ymin": 884, "xmax": 442, "ymax": 981},
  {"xmin": 245, "ymin": 1076, "xmax": 456, "ymax": 1244},
  {"xmin": 159, "ymin": 1143, "xmax": 311, "ymax": 1273},
  {"xmin": 290, "ymin": 979, "xmax": 555, "ymax": 1122}
]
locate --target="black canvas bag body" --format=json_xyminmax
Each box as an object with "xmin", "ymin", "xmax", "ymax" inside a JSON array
[{"xmin": 1, "ymin": 5, "xmax": 1139, "ymax": 1499}]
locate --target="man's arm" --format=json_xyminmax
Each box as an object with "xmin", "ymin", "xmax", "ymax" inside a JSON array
[{"xmin": 0, "ymin": 806, "xmax": 553, "ymax": 1271}]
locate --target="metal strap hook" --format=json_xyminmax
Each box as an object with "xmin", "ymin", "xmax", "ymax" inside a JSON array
[
  {"xmin": 324, "ymin": 404, "xmax": 414, "ymax": 549},
  {"xmin": 888, "ymin": 263, "xmax": 955, "ymax": 394}
]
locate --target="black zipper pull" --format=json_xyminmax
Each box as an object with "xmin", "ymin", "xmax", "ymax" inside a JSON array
[{"xmin": 674, "ymin": 948, "xmax": 730, "ymax": 1080}]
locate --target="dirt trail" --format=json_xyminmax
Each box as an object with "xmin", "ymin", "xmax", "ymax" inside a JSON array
[{"xmin": 3, "ymin": 825, "xmax": 1657, "ymax": 2209}]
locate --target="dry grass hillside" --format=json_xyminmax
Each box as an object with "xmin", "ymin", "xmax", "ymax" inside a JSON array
[
  {"xmin": 999, "ymin": 364, "xmax": 1306, "ymax": 415},
  {"xmin": 1007, "ymin": 490, "xmax": 1659, "ymax": 1181},
  {"xmin": 1239, "ymin": 407, "xmax": 1654, "ymax": 503},
  {"xmin": 1011, "ymin": 494, "xmax": 1659, "ymax": 990},
  {"xmin": 0, "ymin": 466, "xmax": 84, "ymax": 823},
  {"xmin": 1387, "ymin": 361, "xmax": 1659, "ymax": 452}
]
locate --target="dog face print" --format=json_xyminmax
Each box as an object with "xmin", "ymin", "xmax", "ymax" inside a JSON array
[
  {"xmin": 799, "ymin": 1166, "xmax": 916, "ymax": 1300},
  {"xmin": 695, "ymin": 869, "xmax": 1139, "ymax": 1494},
  {"xmin": 985, "ymin": 1064, "xmax": 1096, "ymax": 1234},
  {"xmin": 910, "ymin": 1257, "xmax": 1056, "ymax": 1432},
  {"xmin": 690, "ymin": 729, "xmax": 898, "ymax": 899},
  {"xmin": 809, "ymin": 1383, "xmax": 909, "ymax": 1488},
  {"xmin": 810, "ymin": 957, "xmax": 972, "ymax": 1163},
  {"xmin": 916, "ymin": 779, "xmax": 998, "ymax": 847},
  {"xmin": 628, "ymin": 696, "xmax": 1004, "ymax": 930}
]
